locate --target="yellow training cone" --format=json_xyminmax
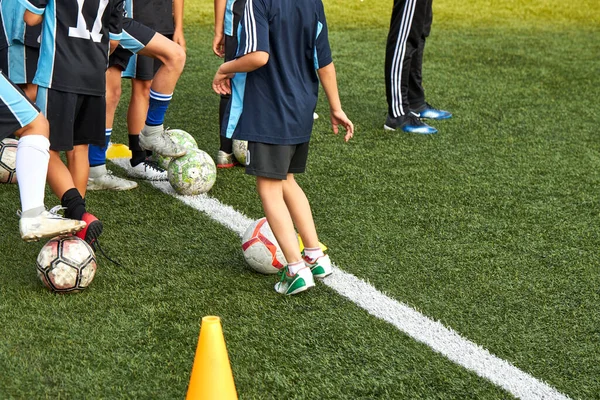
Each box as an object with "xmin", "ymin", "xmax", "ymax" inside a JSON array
[
  {"xmin": 297, "ymin": 234, "xmax": 327, "ymax": 252},
  {"xmin": 186, "ymin": 316, "xmax": 238, "ymax": 400},
  {"xmin": 106, "ymin": 143, "xmax": 132, "ymax": 159}
]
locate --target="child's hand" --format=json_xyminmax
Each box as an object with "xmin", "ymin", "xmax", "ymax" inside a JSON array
[
  {"xmin": 330, "ymin": 109, "xmax": 354, "ymax": 142},
  {"xmin": 212, "ymin": 69, "xmax": 234, "ymax": 95},
  {"xmin": 212, "ymin": 33, "xmax": 225, "ymax": 57}
]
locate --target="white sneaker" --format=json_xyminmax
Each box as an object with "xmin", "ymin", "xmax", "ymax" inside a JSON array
[
  {"xmin": 139, "ymin": 127, "xmax": 187, "ymax": 157},
  {"xmin": 274, "ymin": 266, "xmax": 315, "ymax": 295},
  {"xmin": 88, "ymin": 169, "xmax": 138, "ymax": 191},
  {"xmin": 19, "ymin": 206, "xmax": 86, "ymax": 242},
  {"xmin": 127, "ymin": 160, "xmax": 168, "ymax": 181},
  {"xmin": 302, "ymin": 254, "xmax": 333, "ymax": 279},
  {"xmin": 216, "ymin": 150, "xmax": 238, "ymax": 168},
  {"xmin": 313, "ymin": 112, "xmax": 319, "ymax": 120}
]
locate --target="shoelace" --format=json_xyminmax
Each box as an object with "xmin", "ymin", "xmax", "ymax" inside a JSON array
[
  {"xmin": 93, "ymin": 239, "xmax": 123, "ymax": 268},
  {"xmin": 143, "ymin": 159, "xmax": 166, "ymax": 173},
  {"xmin": 405, "ymin": 112, "xmax": 423, "ymax": 125},
  {"xmin": 16, "ymin": 205, "xmax": 66, "ymax": 218}
]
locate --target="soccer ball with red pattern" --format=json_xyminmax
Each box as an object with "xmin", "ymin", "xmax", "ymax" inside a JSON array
[
  {"xmin": 241, "ymin": 218, "xmax": 286, "ymax": 274},
  {"xmin": 0, "ymin": 138, "xmax": 18, "ymax": 184},
  {"xmin": 36, "ymin": 236, "xmax": 97, "ymax": 293}
]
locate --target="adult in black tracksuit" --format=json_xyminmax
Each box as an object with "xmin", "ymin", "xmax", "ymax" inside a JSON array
[{"xmin": 384, "ymin": 0, "xmax": 451, "ymax": 135}]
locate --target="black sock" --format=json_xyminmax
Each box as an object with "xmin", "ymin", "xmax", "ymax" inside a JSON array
[
  {"xmin": 128, "ymin": 134, "xmax": 146, "ymax": 167},
  {"xmin": 61, "ymin": 188, "xmax": 86, "ymax": 220}
]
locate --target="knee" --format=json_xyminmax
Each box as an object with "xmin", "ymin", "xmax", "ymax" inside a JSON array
[
  {"xmin": 17, "ymin": 113, "xmax": 49, "ymax": 139},
  {"xmin": 106, "ymin": 86, "xmax": 122, "ymax": 110},
  {"xmin": 165, "ymin": 43, "xmax": 186, "ymax": 74}
]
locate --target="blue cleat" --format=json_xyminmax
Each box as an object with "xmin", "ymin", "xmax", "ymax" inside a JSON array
[
  {"xmin": 413, "ymin": 102, "xmax": 452, "ymax": 120},
  {"xmin": 384, "ymin": 112, "xmax": 438, "ymax": 134}
]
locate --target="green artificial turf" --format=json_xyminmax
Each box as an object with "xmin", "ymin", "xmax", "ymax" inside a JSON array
[{"xmin": 0, "ymin": 0, "xmax": 598, "ymax": 398}]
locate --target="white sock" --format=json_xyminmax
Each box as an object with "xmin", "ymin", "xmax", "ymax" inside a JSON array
[
  {"xmin": 142, "ymin": 124, "xmax": 164, "ymax": 137},
  {"xmin": 303, "ymin": 247, "xmax": 324, "ymax": 261},
  {"xmin": 287, "ymin": 260, "xmax": 305, "ymax": 275},
  {"xmin": 16, "ymin": 135, "xmax": 50, "ymax": 214}
]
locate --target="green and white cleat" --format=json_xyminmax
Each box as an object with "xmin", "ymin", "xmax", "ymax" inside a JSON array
[
  {"xmin": 302, "ymin": 254, "xmax": 333, "ymax": 279},
  {"xmin": 274, "ymin": 266, "xmax": 315, "ymax": 295}
]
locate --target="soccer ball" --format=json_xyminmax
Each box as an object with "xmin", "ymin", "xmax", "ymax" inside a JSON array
[
  {"xmin": 0, "ymin": 138, "xmax": 18, "ymax": 184},
  {"xmin": 232, "ymin": 139, "xmax": 248, "ymax": 165},
  {"xmin": 36, "ymin": 236, "xmax": 97, "ymax": 293},
  {"xmin": 156, "ymin": 129, "xmax": 198, "ymax": 169},
  {"xmin": 241, "ymin": 217, "xmax": 286, "ymax": 274},
  {"xmin": 167, "ymin": 148, "xmax": 217, "ymax": 195}
]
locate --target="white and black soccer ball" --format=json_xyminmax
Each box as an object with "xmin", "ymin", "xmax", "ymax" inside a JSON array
[
  {"xmin": 232, "ymin": 139, "xmax": 248, "ymax": 165},
  {"xmin": 36, "ymin": 236, "xmax": 97, "ymax": 293},
  {"xmin": 241, "ymin": 217, "xmax": 286, "ymax": 274},
  {"xmin": 167, "ymin": 148, "xmax": 217, "ymax": 195},
  {"xmin": 0, "ymin": 138, "xmax": 18, "ymax": 184}
]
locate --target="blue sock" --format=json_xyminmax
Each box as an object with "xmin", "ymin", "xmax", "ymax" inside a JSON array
[
  {"xmin": 89, "ymin": 128, "xmax": 112, "ymax": 167},
  {"xmin": 145, "ymin": 89, "xmax": 172, "ymax": 126}
]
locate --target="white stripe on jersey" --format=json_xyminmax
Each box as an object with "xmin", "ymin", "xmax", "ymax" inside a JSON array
[
  {"xmin": 390, "ymin": 0, "xmax": 416, "ymax": 117},
  {"xmin": 243, "ymin": 0, "xmax": 257, "ymax": 53}
]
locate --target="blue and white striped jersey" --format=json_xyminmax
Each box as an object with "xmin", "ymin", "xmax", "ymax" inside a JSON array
[
  {"xmin": 223, "ymin": 0, "xmax": 333, "ymax": 145},
  {"xmin": 18, "ymin": 0, "xmax": 123, "ymax": 95}
]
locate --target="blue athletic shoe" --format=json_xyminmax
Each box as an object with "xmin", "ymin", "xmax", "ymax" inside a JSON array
[
  {"xmin": 413, "ymin": 103, "xmax": 452, "ymax": 120},
  {"xmin": 384, "ymin": 112, "xmax": 437, "ymax": 134}
]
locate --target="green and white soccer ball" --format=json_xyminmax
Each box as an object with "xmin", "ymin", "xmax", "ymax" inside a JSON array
[
  {"xmin": 167, "ymin": 149, "xmax": 217, "ymax": 195},
  {"xmin": 156, "ymin": 129, "xmax": 198, "ymax": 169},
  {"xmin": 232, "ymin": 139, "xmax": 248, "ymax": 165}
]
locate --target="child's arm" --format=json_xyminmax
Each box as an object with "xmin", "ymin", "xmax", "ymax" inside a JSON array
[
  {"xmin": 173, "ymin": 0, "xmax": 186, "ymax": 51},
  {"xmin": 213, "ymin": 0, "xmax": 226, "ymax": 57},
  {"xmin": 23, "ymin": 10, "xmax": 42, "ymax": 26},
  {"xmin": 212, "ymin": 51, "xmax": 269, "ymax": 95},
  {"xmin": 317, "ymin": 63, "xmax": 354, "ymax": 142}
]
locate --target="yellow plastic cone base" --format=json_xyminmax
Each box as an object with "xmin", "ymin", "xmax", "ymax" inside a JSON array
[
  {"xmin": 106, "ymin": 143, "xmax": 132, "ymax": 159},
  {"xmin": 186, "ymin": 316, "xmax": 238, "ymax": 400},
  {"xmin": 297, "ymin": 234, "xmax": 327, "ymax": 252}
]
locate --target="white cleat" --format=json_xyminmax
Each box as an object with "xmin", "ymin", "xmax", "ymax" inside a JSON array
[
  {"xmin": 139, "ymin": 127, "xmax": 187, "ymax": 158},
  {"xmin": 127, "ymin": 160, "xmax": 168, "ymax": 181},
  {"xmin": 19, "ymin": 206, "xmax": 86, "ymax": 242},
  {"xmin": 87, "ymin": 168, "xmax": 138, "ymax": 191}
]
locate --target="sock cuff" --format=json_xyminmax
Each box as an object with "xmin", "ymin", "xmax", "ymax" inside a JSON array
[
  {"xmin": 149, "ymin": 89, "xmax": 173, "ymax": 101},
  {"xmin": 17, "ymin": 134, "xmax": 50, "ymax": 152}
]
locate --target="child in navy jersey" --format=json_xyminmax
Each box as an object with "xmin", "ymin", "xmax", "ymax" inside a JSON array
[{"xmin": 213, "ymin": 0, "xmax": 354, "ymax": 295}]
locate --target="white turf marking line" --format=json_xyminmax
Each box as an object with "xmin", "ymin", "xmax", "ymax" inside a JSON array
[{"xmin": 111, "ymin": 158, "xmax": 570, "ymax": 400}]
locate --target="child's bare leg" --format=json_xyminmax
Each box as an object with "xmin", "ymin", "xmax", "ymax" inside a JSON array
[
  {"xmin": 256, "ymin": 176, "xmax": 302, "ymax": 264},
  {"xmin": 66, "ymin": 144, "xmax": 90, "ymax": 198},
  {"xmin": 47, "ymin": 150, "xmax": 76, "ymax": 199},
  {"xmin": 282, "ymin": 173, "xmax": 320, "ymax": 250}
]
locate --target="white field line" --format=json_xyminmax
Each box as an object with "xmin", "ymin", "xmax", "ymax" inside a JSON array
[{"xmin": 111, "ymin": 158, "xmax": 570, "ymax": 400}]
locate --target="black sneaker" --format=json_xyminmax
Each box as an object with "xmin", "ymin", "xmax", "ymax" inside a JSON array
[{"xmin": 384, "ymin": 112, "xmax": 438, "ymax": 134}]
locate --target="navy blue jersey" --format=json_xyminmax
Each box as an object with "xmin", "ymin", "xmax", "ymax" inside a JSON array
[
  {"xmin": 125, "ymin": 0, "xmax": 173, "ymax": 35},
  {"xmin": 223, "ymin": 0, "xmax": 332, "ymax": 145},
  {"xmin": 19, "ymin": 0, "xmax": 123, "ymax": 95},
  {"xmin": 224, "ymin": 0, "xmax": 245, "ymax": 36}
]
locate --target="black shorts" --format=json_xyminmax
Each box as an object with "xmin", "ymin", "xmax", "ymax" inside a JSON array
[
  {"xmin": 0, "ymin": 71, "xmax": 39, "ymax": 139},
  {"xmin": 109, "ymin": 18, "xmax": 156, "ymax": 71},
  {"xmin": 0, "ymin": 44, "xmax": 39, "ymax": 85},
  {"xmin": 36, "ymin": 87, "xmax": 105, "ymax": 151},
  {"xmin": 122, "ymin": 33, "xmax": 172, "ymax": 80},
  {"xmin": 245, "ymin": 141, "xmax": 309, "ymax": 180}
]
